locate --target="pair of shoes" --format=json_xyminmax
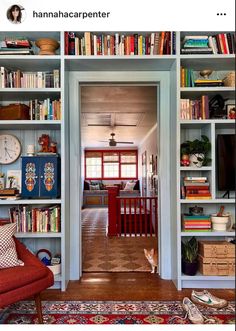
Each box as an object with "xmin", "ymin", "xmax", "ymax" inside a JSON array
[
  {"xmin": 191, "ymin": 290, "xmax": 228, "ymax": 309},
  {"xmin": 182, "ymin": 291, "xmax": 228, "ymax": 324}
]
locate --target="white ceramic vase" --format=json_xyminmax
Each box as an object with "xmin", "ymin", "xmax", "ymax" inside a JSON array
[
  {"xmin": 211, "ymin": 213, "xmax": 233, "ymax": 232},
  {"xmin": 189, "ymin": 153, "xmax": 204, "ymax": 167}
]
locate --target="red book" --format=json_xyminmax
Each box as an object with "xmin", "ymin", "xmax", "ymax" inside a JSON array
[
  {"xmin": 64, "ymin": 32, "xmax": 69, "ymax": 55},
  {"xmin": 220, "ymin": 33, "xmax": 227, "ymax": 54},
  {"xmin": 130, "ymin": 36, "xmax": 134, "ymax": 55}
]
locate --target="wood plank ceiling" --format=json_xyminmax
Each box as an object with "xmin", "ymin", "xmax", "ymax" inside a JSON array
[{"xmin": 81, "ymin": 85, "xmax": 157, "ymax": 148}]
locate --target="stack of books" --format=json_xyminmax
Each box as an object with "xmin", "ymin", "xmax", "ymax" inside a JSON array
[
  {"xmin": 181, "ymin": 35, "xmax": 213, "ymax": 55},
  {"xmin": 9, "ymin": 205, "xmax": 61, "ymax": 233},
  {"xmin": 194, "ymin": 78, "xmax": 223, "ymax": 87},
  {"xmin": 182, "ymin": 176, "xmax": 212, "ymax": 200},
  {"xmin": 182, "ymin": 214, "xmax": 211, "ymax": 232},
  {"xmin": 0, "ymin": 38, "xmax": 33, "ymax": 55},
  {"xmin": 65, "ymin": 32, "xmax": 176, "ymax": 56},
  {"xmin": 180, "ymin": 96, "xmax": 209, "ymax": 120},
  {"xmin": 0, "ymin": 67, "xmax": 60, "ymax": 88}
]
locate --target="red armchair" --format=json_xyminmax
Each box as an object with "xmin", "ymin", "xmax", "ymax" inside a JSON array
[{"xmin": 0, "ymin": 238, "xmax": 54, "ymax": 323}]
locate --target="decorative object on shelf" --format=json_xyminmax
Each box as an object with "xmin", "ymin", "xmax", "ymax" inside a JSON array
[
  {"xmin": 180, "ymin": 135, "xmax": 211, "ymax": 167},
  {"xmin": 211, "ymin": 206, "xmax": 233, "ymax": 232},
  {"xmin": 0, "ymin": 134, "xmax": 21, "ymax": 164},
  {"xmin": 27, "ymin": 144, "xmax": 35, "ymax": 156},
  {"xmin": 209, "ymin": 94, "xmax": 227, "ymax": 119},
  {"xmin": 189, "ymin": 205, "xmax": 203, "ymax": 216},
  {"xmin": 36, "ymin": 249, "xmax": 52, "ymax": 266},
  {"xmin": 181, "ymin": 237, "xmax": 198, "ymax": 276},
  {"xmin": 38, "ymin": 134, "xmax": 58, "ymax": 154},
  {"xmin": 194, "ymin": 70, "xmax": 223, "ymax": 87},
  {"xmin": 35, "ymin": 38, "xmax": 60, "ymax": 55},
  {"xmin": 223, "ymin": 71, "xmax": 235, "ymax": 87},
  {"xmin": 227, "ymin": 104, "xmax": 236, "ymax": 119},
  {"xmin": 0, "ymin": 173, "xmax": 5, "ymax": 189},
  {"xmin": 21, "ymin": 155, "xmax": 61, "ymax": 198},
  {"xmin": 0, "ymin": 103, "xmax": 30, "ymax": 120},
  {"xmin": 6, "ymin": 170, "xmax": 22, "ymax": 193},
  {"xmin": 199, "ymin": 70, "xmax": 213, "ymax": 79},
  {"xmin": 181, "ymin": 154, "xmax": 190, "ymax": 166},
  {"xmin": 36, "ymin": 249, "xmax": 61, "ymax": 275}
]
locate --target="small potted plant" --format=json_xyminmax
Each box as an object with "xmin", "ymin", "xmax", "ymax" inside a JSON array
[
  {"xmin": 180, "ymin": 135, "xmax": 211, "ymax": 167},
  {"xmin": 181, "ymin": 237, "xmax": 198, "ymax": 276}
]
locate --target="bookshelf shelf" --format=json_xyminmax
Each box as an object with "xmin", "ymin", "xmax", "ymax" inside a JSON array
[
  {"xmin": 0, "ymin": 199, "xmax": 62, "ymax": 205},
  {"xmin": 180, "ymin": 166, "xmax": 212, "ymax": 171},
  {"xmin": 180, "ymin": 199, "xmax": 235, "ymax": 204},
  {"xmin": 181, "ymin": 273, "xmax": 236, "ymax": 281},
  {"xmin": 180, "ymin": 231, "xmax": 235, "ymax": 237},
  {"xmin": 0, "ymin": 120, "xmax": 61, "ymax": 130},
  {"xmin": 15, "ymin": 232, "xmax": 62, "ymax": 238}
]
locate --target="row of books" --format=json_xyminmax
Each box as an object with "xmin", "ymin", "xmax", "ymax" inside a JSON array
[
  {"xmin": 182, "ymin": 214, "xmax": 211, "ymax": 232},
  {"xmin": 65, "ymin": 32, "xmax": 176, "ymax": 56},
  {"xmin": 180, "ymin": 96, "xmax": 209, "ymax": 120},
  {"xmin": 180, "ymin": 68, "xmax": 224, "ymax": 87},
  {"xmin": 181, "ymin": 177, "xmax": 212, "ymax": 200},
  {"xmin": 28, "ymin": 98, "xmax": 61, "ymax": 120},
  {"xmin": 181, "ymin": 33, "xmax": 235, "ymax": 54},
  {"xmin": 0, "ymin": 67, "xmax": 60, "ymax": 88},
  {"xmin": 9, "ymin": 205, "xmax": 61, "ymax": 233}
]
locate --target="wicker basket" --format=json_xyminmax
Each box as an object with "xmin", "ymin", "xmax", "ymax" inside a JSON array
[
  {"xmin": 198, "ymin": 241, "xmax": 235, "ymax": 258},
  {"xmin": 223, "ymin": 71, "xmax": 235, "ymax": 87},
  {"xmin": 198, "ymin": 255, "xmax": 235, "ymax": 276}
]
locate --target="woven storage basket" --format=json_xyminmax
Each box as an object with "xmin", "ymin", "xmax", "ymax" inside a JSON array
[
  {"xmin": 198, "ymin": 255, "xmax": 235, "ymax": 276},
  {"xmin": 198, "ymin": 241, "xmax": 235, "ymax": 258},
  {"xmin": 223, "ymin": 71, "xmax": 235, "ymax": 87}
]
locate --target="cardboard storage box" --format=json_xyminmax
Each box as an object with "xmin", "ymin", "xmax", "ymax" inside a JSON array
[
  {"xmin": 198, "ymin": 241, "xmax": 235, "ymax": 258},
  {"xmin": 0, "ymin": 103, "xmax": 30, "ymax": 120},
  {"xmin": 198, "ymin": 255, "xmax": 235, "ymax": 276}
]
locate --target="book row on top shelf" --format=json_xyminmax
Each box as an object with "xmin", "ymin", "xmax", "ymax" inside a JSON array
[{"xmin": 65, "ymin": 32, "xmax": 176, "ymax": 56}]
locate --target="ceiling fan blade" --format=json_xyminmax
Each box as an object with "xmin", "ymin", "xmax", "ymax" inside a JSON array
[
  {"xmin": 98, "ymin": 140, "xmax": 109, "ymax": 142},
  {"xmin": 116, "ymin": 141, "xmax": 134, "ymax": 144}
]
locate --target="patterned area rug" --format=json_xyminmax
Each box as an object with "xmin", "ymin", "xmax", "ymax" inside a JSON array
[
  {"xmin": 0, "ymin": 300, "xmax": 235, "ymax": 324},
  {"xmin": 82, "ymin": 208, "xmax": 158, "ymax": 272}
]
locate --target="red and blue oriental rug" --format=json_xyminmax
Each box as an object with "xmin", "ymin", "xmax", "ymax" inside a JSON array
[{"xmin": 0, "ymin": 300, "xmax": 235, "ymax": 324}]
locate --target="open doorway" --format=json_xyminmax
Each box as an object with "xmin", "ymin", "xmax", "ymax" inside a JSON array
[{"xmin": 80, "ymin": 84, "xmax": 159, "ymax": 273}]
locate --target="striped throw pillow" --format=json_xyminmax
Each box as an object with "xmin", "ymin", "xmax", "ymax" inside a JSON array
[{"xmin": 0, "ymin": 223, "xmax": 24, "ymax": 269}]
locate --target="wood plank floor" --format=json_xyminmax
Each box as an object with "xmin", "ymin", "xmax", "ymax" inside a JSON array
[{"xmin": 42, "ymin": 273, "xmax": 235, "ymax": 301}]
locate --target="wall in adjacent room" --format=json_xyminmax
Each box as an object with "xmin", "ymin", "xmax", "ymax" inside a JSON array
[{"xmin": 138, "ymin": 124, "xmax": 158, "ymax": 197}]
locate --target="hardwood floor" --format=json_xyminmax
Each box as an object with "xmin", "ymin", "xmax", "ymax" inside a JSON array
[{"xmin": 42, "ymin": 273, "xmax": 235, "ymax": 301}]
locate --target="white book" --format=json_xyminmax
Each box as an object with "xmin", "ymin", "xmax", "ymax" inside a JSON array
[
  {"xmin": 93, "ymin": 35, "xmax": 97, "ymax": 56},
  {"xmin": 150, "ymin": 33, "xmax": 155, "ymax": 55},
  {"xmin": 184, "ymin": 35, "xmax": 209, "ymax": 40}
]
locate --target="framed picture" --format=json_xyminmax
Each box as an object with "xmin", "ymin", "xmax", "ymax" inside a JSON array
[
  {"xmin": 227, "ymin": 104, "xmax": 236, "ymax": 119},
  {"xmin": 6, "ymin": 170, "xmax": 22, "ymax": 192},
  {"xmin": 142, "ymin": 151, "xmax": 147, "ymax": 196}
]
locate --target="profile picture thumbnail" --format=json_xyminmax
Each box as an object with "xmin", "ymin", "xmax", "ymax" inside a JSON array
[{"xmin": 7, "ymin": 4, "xmax": 26, "ymax": 24}]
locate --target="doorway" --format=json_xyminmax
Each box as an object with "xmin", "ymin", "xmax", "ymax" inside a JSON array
[
  {"xmin": 69, "ymin": 70, "xmax": 172, "ymax": 281},
  {"xmin": 80, "ymin": 84, "xmax": 158, "ymax": 273}
]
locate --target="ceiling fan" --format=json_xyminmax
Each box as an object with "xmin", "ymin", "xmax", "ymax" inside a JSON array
[{"xmin": 99, "ymin": 133, "xmax": 134, "ymax": 146}]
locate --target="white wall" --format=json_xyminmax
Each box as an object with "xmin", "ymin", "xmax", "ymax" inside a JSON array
[{"xmin": 138, "ymin": 124, "xmax": 158, "ymax": 197}]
